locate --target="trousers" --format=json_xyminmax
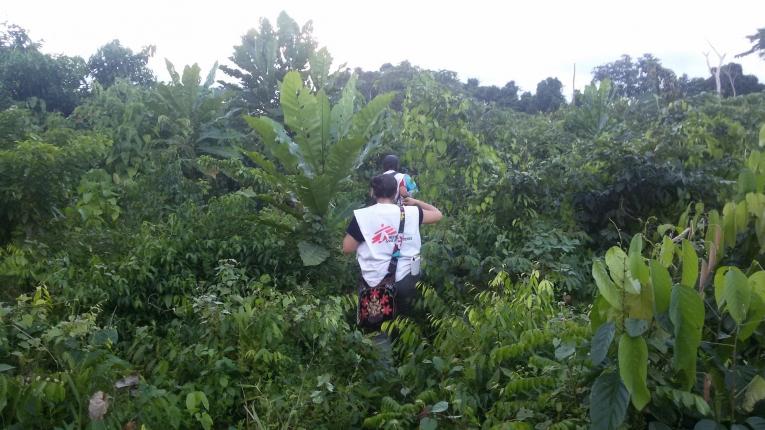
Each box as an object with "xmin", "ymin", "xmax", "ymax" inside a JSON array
[{"xmin": 371, "ymin": 273, "xmax": 420, "ymax": 368}]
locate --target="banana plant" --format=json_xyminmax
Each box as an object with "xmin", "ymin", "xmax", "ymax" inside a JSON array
[
  {"xmin": 245, "ymin": 71, "xmax": 394, "ymax": 265},
  {"xmin": 150, "ymin": 60, "xmax": 244, "ymax": 161}
]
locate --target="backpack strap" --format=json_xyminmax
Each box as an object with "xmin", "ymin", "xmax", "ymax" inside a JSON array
[{"xmin": 386, "ymin": 204, "xmax": 406, "ymax": 277}]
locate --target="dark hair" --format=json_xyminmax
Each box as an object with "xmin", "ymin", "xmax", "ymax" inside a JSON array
[
  {"xmin": 370, "ymin": 174, "xmax": 398, "ymax": 199},
  {"xmin": 382, "ymin": 154, "xmax": 399, "ymax": 171}
]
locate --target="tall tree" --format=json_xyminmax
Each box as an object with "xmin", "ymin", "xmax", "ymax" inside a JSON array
[
  {"xmin": 0, "ymin": 23, "xmax": 87, "ymax": 114},
  {"xmin": 533, "ymin": 77, "xmax": 566, "ymax": 113},
  {"xmin": 87, "ymin": 40, "xmax": 156, "ymax": 87},
  {"xmin": 219, "ymin": 11, "xmax": 321, "ymax": 116},
  {"xmin": 592, "ymin": 54, "xmax": 678, "ymax": 100},
  {"xmin": 498, "ymin": 81, "xmax": 520, "ymax": 108}
]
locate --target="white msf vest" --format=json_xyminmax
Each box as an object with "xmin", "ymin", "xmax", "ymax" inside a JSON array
[
  {"xmin": 354, "ymin": 203, "xmax": 421, "ymax": 286},
  {"xmin": 383, "ymin": 170, "xmax": 406, "ymax": 204}
]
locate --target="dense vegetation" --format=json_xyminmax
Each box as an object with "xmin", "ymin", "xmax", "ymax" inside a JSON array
[{"xmin": 1, "ymin": 14, "xmax": 765, "ymax": 430}]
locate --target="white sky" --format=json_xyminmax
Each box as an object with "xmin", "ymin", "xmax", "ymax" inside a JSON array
[{"xmin": 2, "ymin": 1, "xmax": 764, "ymax": 96}]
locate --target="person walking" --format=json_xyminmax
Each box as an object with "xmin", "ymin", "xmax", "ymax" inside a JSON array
[
  {"xmin": 381, "ymin": 154, "xmax": 419, "ymax": 205},
  {"xmin": 343, "ymin": 174, "xmax": 442, "ymax": 365}
]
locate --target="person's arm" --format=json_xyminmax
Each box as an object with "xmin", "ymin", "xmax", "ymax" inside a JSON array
[
  {"xmin": 403, "ymin": 197, "xmax": 442, "ymax": 224},
  {"xmin": 343, "ymin": 234, "xmax": 360, "ymax": 254},
  {"xmin": 343, "ymin": 215, "xmax": 364, "ymax": 254}
]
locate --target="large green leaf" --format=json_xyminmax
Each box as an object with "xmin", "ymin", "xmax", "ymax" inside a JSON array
[
  {"xmin": 203, "ymin": 61, "xmax": 218, "ymax": 89},
  {"xmin": 742, "ymin": 272, "xmax": 765, "ymax": 339},
  {"xmin": 723, "ymin": 267, "xmax": 751, "ymax": 325},
  {"xmin": 590, "ymin": 320, "xmax": 615, "ymax": 365},
  {"xmin": 244, "ymin": 116, "xmax": 301, "ymax": 174},
  {"xmin": 681, "ymin": 240, "xmax": 698, "ymax": 289},
  {"xmin": 349, "ymin": 91, "xmax": 395, "ymax": 139},
  {"xmin": 325, "ymin": 135, "xmax": 367, "ymax": 191},
  {"xmin": 590, "ymin": 371, "xmax": 629, "ymax": 430},
  {"xmin": 625, "ymin": 281, "xmax": 654, "ymax": 320},
  {"xmin": 713, "ymin": 266, "xmax": 732, "ymax": 307},
  {"xmin": 740, "ymin": 291, "xmax": 765, "ymax": 341},
  {"xmin": 317, "ymin": 89, "xmax": 331, "ymax": 171},
  {"xmin": 590, "ymin": 294, "xmax": 611, "ymax": 331},
  {"xmin": 309, "ymin": 47, "xmax": 332, "ymax": 90},
  {"xmin": 297, "ymin": 241, "xmax": 330, "ymax": 266},
  {"xmin": 629, "ymin": 234, "xmax": 650, "ymax": 286},
  {"xmin": 743, "ymin": 375, "xmax": 765, "ymax": 413},
  {"xmin": 280, "ymin": 71, "xmax": 322, "ymax": 176},
  {"xmin": 723, "ymin": 202, "xmax": 737, "ymax": 249},
  {"xmin": 295, "ymin": 175, "xmax": 333, "ymax": 218},
  {"xmin": 618, "ymin": 334, "xmax": 650, "ymax": 410},
  {"xmin": 660, "ymin": 236, "xmax": 675, "ymax": 268},
  {"xmin": 605, "ymin": 247, "xmax": 627, "ymax": 288},
  {"xmin": 625, "ymin": 319, "xmax": 649, "ymax": 337},
  {"xmin": 331, "ymin": 74, "xmax": 357, "ymax": 141},
  {"xmin": 650, "ymin": 260, "xmax": 671, "ymax": 314},
  {"xmin": 669, "ymin": 285, "xmax": 704, "ymax": 390},
  {"xmin": 593, "ymin": 260, "xmax": 622, "ymax": 310}
]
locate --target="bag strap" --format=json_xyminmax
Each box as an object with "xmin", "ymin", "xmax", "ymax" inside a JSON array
[{"xmin": 386, "ymin": 204, "xmax": 406, "ymax": 277}]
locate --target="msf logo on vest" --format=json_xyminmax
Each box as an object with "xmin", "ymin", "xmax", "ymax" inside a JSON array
[{"xmin": 371, "ymin": 224, "xmax": 398, "ymax": 244}]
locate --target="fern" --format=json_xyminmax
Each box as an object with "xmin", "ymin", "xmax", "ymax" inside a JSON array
[{"xmin": 504, "ymin": 376, "xmax": 556, "ymax": 397}]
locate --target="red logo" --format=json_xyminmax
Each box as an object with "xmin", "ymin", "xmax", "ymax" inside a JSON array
[{"xmin": 371, "ymin": 224, "xmax": 397, "ymax": 244}]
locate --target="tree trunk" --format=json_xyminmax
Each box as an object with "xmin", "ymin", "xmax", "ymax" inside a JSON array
[
  {"xmin": 704, "ymin": 42, "xmax": 727, "ymax": 97},
  {"xmin": 572, "ymin": 63, "xmax": 576, "ymax": 105},
  {"xmin": 724, "ymin": 68, "xmax": 737, "ymax": 97}
]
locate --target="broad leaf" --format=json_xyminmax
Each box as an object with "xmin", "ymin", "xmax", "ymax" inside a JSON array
[
  {"xmin": 590, "ymin": 294, "xmax": 610, "ymax": 331},
  {"xmin": 681, "ymin": 240, "xmax": 698, "ymax": 289},
  {"xmin": 605, "ymin": 247, "xmax": 627, "ymax": 288},
  {"xmin": 593, "ymin": 260, "xmax": 622, "ymax": 310},
  {"xmin": 280, "ymin": 71, "xmax": 322, "ymax": 176},
  {"xmin": 629, "ymin": 234, "xmax": 650, "ymax": 285},
  {"xmin": 431, "ymin": 401, "xmax": 448, "ymax": 413},
  {"xmin": 660, "ymin": 236, "xmax": 675, "ymax": 268},
  {"xmin": 740, "ymin": 291, "xmax": 765, "ymax": 341},
  {"xmin": 626, "ymin": 276, "xmax": 654, "ymax": 320},
  {"xmin": 723, "ymin": 202, "xmax": 737, "ymax": 249},
  {"xmin": 244, "ymin": 116, "xmax": 302, "ymax": 174},
  {"xmin": 590, "ymin": 371, "xmax": 629, "ymax": 430},
  {"xmin": 723, "ymin": 267, "xmax": 751, "ymax": 325},
  {"xmin": 298, "ymin": 241, "xmax": 330, "ymax": 266},
  {"xmin": 590, "ymin": 321, "xmax": 615, "ymax": 365},
  {"xmin": 670, "ymin": 285, "xmax": 704, "ymax": 390},
  {"xmin": 331, "ymin": 74, "xmax": 357, "ymax": 141},
  {"xmin": 309, "ymin": 47, "xmax": 332, "ymax": 90},
  {"xmin": 203, "ymin": 61, "xmax": 218, "ymax": 89},
  {"xmin": 743, "ymin": 375, "xmax": 765, "ymax": 413},
  {"xmin": 349, "ymin": 92, "xmax": 395, "ymax": 138},
  {"xmin": 625, "ymin": 318, "xmax": 649, "ymax": 337},
  {"xmin": 650, "ymin": 260, "xmax": 671, "ymax": 314},
  {"xmin": 618, "ymin": 334, "xmax": 650, "ymax": 410},
  {"xmin": 714, "ymin": 266, "xmax": 733, "ymax": 307}
]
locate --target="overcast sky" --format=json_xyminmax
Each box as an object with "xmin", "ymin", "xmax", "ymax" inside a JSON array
[{"xmin": 2, "ymin": 1, "xmax": 764, "ymax": 96}]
